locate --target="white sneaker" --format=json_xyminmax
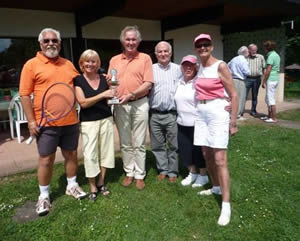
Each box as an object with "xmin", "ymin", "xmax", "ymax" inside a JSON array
[
  {"xmin": 181, "ymin": 173, "xmax": 198, "ymax": 186},
  {"xmin": 238, "ymin": 116, "xmax": 246, "ymax": 121},
  {"xmin": 217, "ymin": 208, "xmax": 231, "ymax": 226},
  {"xmin": 264, "ymin": 118, "xmax": 277, "ymax": 123},
  {"xmin": 192, "ymin": 175, "xmax": 209, "ymax": 188},
  {"xmin": 65, "ymin": 183, "xmax": 88, "ymax": 200},
  {"xmin": 36, "ymin": 196, "xmax": 51, "ymax": 216},
  {"xmin": 197, "ymin": 188, "xmax": 222, "ymax": 196}
]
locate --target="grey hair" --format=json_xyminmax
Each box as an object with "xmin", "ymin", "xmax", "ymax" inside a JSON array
[
  {"xmin": 38, "ymin": 28, "xmax": 61, "ymax": 42},
  {"xmin": 237, "ymin": 46, "xmax": 248, "ymax": 56},
  {"xmin": 120, "ymin": 25, "xmax": 142, "ymax": 43},
  {"xmin": 248, "ymin": 43, "xmax": 257, "ymax": 49},
  {"xmin": 155, "ymin": 41, "xmax": 172, "ymax": 54}
]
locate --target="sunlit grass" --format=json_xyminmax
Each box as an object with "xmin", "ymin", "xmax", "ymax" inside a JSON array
[{"xmin": 0, "ymin": 123, "xmax": 300, "ymax": 241}]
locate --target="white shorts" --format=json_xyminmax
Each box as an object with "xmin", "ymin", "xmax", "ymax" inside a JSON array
[
  {"xmin": 194, "ymin": 98, "xmax": 230, "ymax": 149},
  {"xmin": 265, "ymin": 81, "xmax": 279, "ymax": 106}
]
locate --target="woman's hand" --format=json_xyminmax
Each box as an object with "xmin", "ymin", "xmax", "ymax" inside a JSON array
[
  {"xmin": 229, "ymin": 122, "xmax": 238, "ymax": 136},
  {"xmin": 101, "ymin": 89, "xmax": 114, "ymax": 99}
]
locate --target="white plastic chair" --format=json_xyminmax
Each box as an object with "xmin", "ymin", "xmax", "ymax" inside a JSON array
[{"xmin": 8, "ymin": 94, "xmax": 31, "ymax": 143}]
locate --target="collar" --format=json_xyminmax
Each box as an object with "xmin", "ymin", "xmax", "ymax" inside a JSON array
[
  {"xmin": 36, "ymin": 51, "xmax": 61, "ymax": 64},
  {"xmin": 121, "ymin": 51, "xmax": 139, "ymax": 60},
  {"xmin": 158, "ymin": 62, "xmax": 171, "ymax": 70},
  {"xmin": 267, "ymin": 50, "xmax": 275, "ymax": 57},
  {"xmin": 179, "ymin": 75, "xmax": 197, "ymax": 85}
]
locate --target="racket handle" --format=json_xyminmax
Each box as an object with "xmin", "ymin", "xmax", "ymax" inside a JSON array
[{"xmin": 26, "ymin": 136, "xmax": 34, "ymax": 145}]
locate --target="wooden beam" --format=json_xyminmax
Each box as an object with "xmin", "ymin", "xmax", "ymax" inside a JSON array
[
  {"xmin": 161, "ymin": 5, "xmax": 224, "ymax": 32},
  {"xmin": 75, "ymin": 0, "xmax": 126, "ymax": 27},
  {"xmin": 221, "ymin": 16, "xmax": 283, "ymax": 34}
]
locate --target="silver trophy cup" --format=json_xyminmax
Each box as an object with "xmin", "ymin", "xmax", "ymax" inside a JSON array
[{"xmin": 108, "ymin": 69, "xmax": 120, "ymax": 105}]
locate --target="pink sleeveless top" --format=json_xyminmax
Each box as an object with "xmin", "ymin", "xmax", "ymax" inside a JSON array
[{"xmin": 195, "ymin": 60, "xmax": 226, "ymax": 100}]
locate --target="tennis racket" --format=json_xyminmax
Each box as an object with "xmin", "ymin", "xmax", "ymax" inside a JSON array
[{"xmin": 26, "ymin": 82, "xmax": 76, "ymax": 145}]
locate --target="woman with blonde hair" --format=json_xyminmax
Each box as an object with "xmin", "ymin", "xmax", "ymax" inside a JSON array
[{"xmin": 74, "ymin": 49, "xmax": 115, "ymax": 201}]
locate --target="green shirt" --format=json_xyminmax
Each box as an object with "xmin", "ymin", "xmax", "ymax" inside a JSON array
[{"xmin": 266, "ymin": 51, "xmax": 280, "ymax": 81}]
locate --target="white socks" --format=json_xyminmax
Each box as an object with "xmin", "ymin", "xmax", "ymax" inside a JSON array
[
  {"xmin": 212, "ymin": 186, "xmax": 222, "ymax": 195},
  {"xmin": 218, "ymin": 202, "xmax": 231, "ymax": 226},
  {"xmin": 67, "ymin": 176, "xmax": 77, "ymax": 189},
  {"xmin": 39, "ymin": 185, "xmax": 50, "ymax": 199}
]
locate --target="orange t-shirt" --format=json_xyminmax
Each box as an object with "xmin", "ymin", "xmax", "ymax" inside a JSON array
[
  {"xmin": 19, "ymin": 51, "xmax": 79, "ymax": 126},
  {"xmin": 108, "ymin": 52, "xmax": 154, "ymax": 99}
]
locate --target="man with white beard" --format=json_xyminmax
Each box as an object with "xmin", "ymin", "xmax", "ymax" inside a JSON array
[{"xmin": 19, "ymin": 28, "xmax": 87, "ymax": 216}]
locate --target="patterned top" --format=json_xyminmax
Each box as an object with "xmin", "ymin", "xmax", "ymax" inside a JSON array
[
  {"xmin": 246, "ymin": 54, "xmax": 265, "ymax": 77},
  {"xmin": 148, "ymin": 62, "xmax": 181, "ymax": 111}
]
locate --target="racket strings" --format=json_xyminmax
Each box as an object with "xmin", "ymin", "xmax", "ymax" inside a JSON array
[{"xmin": 42, "ymin": 84, "xmax": 75, "ymax": 121}]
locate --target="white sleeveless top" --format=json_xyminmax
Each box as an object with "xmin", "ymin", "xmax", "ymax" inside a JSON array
[{"xmin": 195, "ymin": 60, "xmax": 228, "ymax": 100}]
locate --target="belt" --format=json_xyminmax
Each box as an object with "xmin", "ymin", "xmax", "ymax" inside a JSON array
[
  {"xmin": 128, "ymin": 96, "xmax": 146, "ymax": 102},
  {"xmin": 248, "ymin": 76, "xmax": 261, "ymax": 78},
  {"xmin": 150, "ymin": 109, "xmax": 177, "ymax": 114},
  {"xmin": 199, "ymin": 100, "xmax": 207, "ymax": 104}
]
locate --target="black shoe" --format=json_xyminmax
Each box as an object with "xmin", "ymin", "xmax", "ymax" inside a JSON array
[{"xmin": 250, "ymin": 112, "xmax": 258, "ymax": 117}]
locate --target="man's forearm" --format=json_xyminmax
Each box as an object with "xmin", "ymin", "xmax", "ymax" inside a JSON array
[{"xmin": 20, "ymin": 96, "xmax": 35, "ymax": 123}]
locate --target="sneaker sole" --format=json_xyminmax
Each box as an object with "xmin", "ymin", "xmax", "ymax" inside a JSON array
[{"xmin": 65, "ymin": 190, "xmax": 88, "ymax": 200}]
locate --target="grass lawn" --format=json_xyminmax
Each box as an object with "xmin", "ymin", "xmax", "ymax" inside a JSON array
[
  {"xmin": 277, "ymin": 108, "xmax": 300, "ymax": 122},
  {"xmin": 0, "ymin": 123, "xmax": 300, "ymax": 241}
]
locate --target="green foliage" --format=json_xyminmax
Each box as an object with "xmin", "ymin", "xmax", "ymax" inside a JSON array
[{"xmin": 0, "ymin": 124, "xmax": 300, "ymax": 241}]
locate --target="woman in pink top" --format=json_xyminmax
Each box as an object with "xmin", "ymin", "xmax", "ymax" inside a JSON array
[{"xmin": 193, "ymin": 34, "xmax": 238, "ymax": 226}]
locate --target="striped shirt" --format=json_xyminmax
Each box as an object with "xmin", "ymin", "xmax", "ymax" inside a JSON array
[
  {"xmin": 148, "ymin": 62, "xmax": 181, "ymax": 111},
  {"xmin": 246, "ymin": 54, "xmax": 266, "ymax": 77}
]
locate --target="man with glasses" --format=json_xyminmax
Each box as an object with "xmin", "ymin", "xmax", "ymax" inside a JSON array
[{"xmin": 19, "ymin": 28, "xmax": 87, "ymax": 216}]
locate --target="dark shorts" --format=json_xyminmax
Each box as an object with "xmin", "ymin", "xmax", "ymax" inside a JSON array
[
  {"xmin": 177, "ymin": 124, "xmax": 206, "ymax": 169},
  {"xmin": 37, "ymin": 124, "xmax": 79, "ymax": 156}
]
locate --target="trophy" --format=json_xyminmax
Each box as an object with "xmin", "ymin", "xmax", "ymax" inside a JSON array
[{"xmin": 107, "ymin": 68, "xmax": 120, "ymax": 105}]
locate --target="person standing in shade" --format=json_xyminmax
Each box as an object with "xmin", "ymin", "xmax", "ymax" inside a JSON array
[
  {"xmin": 74, "ymin": 49, "xmax": 115, "ymax": 201},
  {"xmin": 261, "ymin": 40, "xmax": 281, "ymax": 123},
  {"xmin": 148, "ymin": 41, "xmax": 181, "ymax": 183},
  {"xmin": 228, "ymin": 46, "xmax": 250, "ymax": 120},
  {"xmin": 19, "ymin": 28, "xmax": 87, "ymax": 216},
  {"xmin": 245, "ymin": 44, "xmax": 265, "ymax": 117},
  {"xmin": 174, "ymin": 55, "xmax": 209, "ymax": 187},
  {"xmin": 108, "ymin": 26, "xmax": 154, "ymax": 190}
]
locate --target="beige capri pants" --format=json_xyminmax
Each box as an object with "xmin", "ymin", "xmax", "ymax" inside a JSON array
[{"xmin": 80, "ymin": 116, "xmax": 115, "ymax": 178}]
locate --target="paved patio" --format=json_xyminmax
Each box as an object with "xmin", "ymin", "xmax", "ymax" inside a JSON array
[{"xmin": 0, "ymin": 99, "xmax": 300, "ymax": 177}]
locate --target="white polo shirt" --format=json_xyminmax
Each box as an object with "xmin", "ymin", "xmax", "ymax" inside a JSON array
[{"xmin": 174, "ymin": 76, "xmax": 198, "ymax": 127}]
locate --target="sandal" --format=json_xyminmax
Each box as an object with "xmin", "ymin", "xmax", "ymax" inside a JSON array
[
  {"xmin": 97, "ymin": 185, "xmax": 110, "ymax": 196},
  {"xmin": 88, "ymin": 192, "xmax": 98, "ymax": 201}
]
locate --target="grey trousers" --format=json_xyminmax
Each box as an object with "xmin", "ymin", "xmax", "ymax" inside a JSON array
[
  {"xmin": 149, "ymin": 112, "xmax": 178, "ymax": 177},
  {"xmin": 233, "ymin": 78, "xmax": 246, "ymax": 116}
]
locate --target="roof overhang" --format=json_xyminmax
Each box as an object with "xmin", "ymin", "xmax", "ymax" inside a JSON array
[{"xmin": 1, "ymin": 0, "xmax": 300, "ymax": 34}]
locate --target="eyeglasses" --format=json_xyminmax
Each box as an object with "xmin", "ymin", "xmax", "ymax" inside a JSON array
[
  {"xmin": 195, "ymin": 43, "xmax": 211, "ymax": 48},
  {"xmin": 42, "ymin": 39, "xmax": 59, "ymax": 44}
]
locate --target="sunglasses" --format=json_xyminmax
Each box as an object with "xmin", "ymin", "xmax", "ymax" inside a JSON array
[
  {"xmin": 195, "ymin": 43, "xmax": 211, "ymax": 48},
  {"xmin": 42, "ymin": 38, "xmax": 59, "ymax": 44}
]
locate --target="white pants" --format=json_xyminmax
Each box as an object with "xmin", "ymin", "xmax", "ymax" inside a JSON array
[
  {"xmin": 194, "ymin": 98, "xmax": 230, "ymax": 149},
  {"xmin": 114, "ymin": 97, "xmax": 149, "ymax": 179}
]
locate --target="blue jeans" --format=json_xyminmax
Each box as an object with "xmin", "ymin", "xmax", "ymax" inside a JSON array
[{"xmin": 245, "ymin": 77, "xmax": 261, "ymax": 114}]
